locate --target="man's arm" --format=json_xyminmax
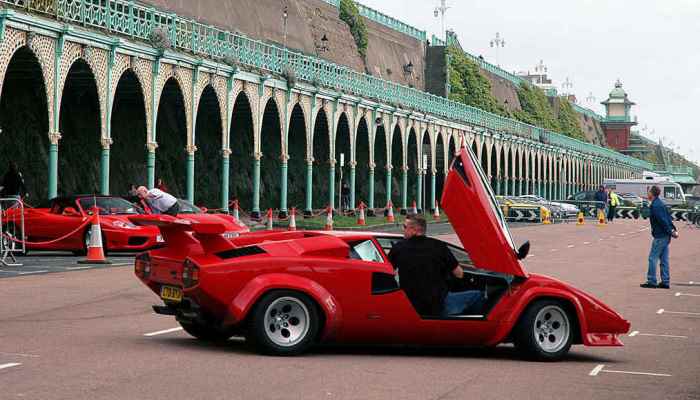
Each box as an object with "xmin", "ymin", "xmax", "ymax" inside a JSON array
[{"xmin": 652, "ymin": 203, "xmax": 675, "ymax": 236}]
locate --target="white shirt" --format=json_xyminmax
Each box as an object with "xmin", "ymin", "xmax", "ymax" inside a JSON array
[{"xmin": 147, "ymin": 188, "xmax": 177, "ymax": 213}]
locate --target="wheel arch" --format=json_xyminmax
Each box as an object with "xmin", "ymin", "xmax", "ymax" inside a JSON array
[{"xmin": 226, "ymin": 273, "xmax": 342, "ymax": 341}]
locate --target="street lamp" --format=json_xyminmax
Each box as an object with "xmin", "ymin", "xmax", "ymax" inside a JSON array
[
  {"xmin": 562, "ymin": 77, "xmax": 573, "ymax": 97},
  {"xmin": 434, "ymin": 0, "xmax": 450, "ymax": 42},
  {"xmin": 282, "ymin": 4, "xmax": 289, "ymax": 50},
  {"xmin": 490, "ymin": 32, "xmax": 505, "ymax": 66}
]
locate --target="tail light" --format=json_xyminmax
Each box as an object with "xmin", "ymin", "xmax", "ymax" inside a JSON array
[
  {"xmin": 135, "ymin": 253, "xmax": 151, "ymax": 278},
  {"xmin": 182, "ymin": 258, "xmax": 200, "ymax": 288}
]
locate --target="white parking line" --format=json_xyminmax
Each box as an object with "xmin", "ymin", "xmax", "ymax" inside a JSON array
[
  {"xmin": 0, "ymin": 363, "xmax": 21, "ymax": 371},
  {"xmin": 589, "ymin": 364, "xmax": 671, "ymax": 377},
  {"xmin": 0, "ymin": 352, "xmax": 39, "ymax": 358},
  {"xmin": 550, "ymin": 249, "xmax": 558, "ymax": 252},
  {"xmin": 657, "ymin": 309, "xmax": 700, "ymax": 316},
  {"xmin": 675, "ymin": 292, "xmax": 700, "ymax": 297},
  {"xmin": 583, "ymin": 242, "xmax": 591, "ymax": 245},
  {"xmin": 567, "ymin": 245, "xmax": 575, "ymax": 248},
  {"xmin": 65, "ymin": 266, "xmax": 91, "ymax": 271},
  {"xmin": 628, "ymin": 330, "xmax": 687, "ymax": 339},
  {"xmin": 17, "ymin": 270, "xmax": 49, "ymax": 275},
  {"xmin": 143, "ymin": 327, "xmax": 184, "ymax": 337}
]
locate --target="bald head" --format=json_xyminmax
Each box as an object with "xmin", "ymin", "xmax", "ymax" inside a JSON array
[{"xmin": 136, "ymin": 186, "xmax": 149, "ymax": 199}]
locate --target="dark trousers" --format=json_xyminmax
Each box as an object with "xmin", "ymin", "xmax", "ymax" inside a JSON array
[
  {"xmin": 164, "ymin": 202, "xmax": 180, "ymax": 216},
  {"xmin": 607, "ymin": 206, "xmax": 616, "ymax": 221}
]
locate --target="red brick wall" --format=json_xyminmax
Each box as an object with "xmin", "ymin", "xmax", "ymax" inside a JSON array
[{"xmin": 604, "ymin": 126, "xmax": 630, "ymax": 150}]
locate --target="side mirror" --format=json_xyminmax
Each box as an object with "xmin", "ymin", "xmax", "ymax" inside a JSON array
[
  {"xmin": 517, "ymin": 241, "xmax": 530, "ymax": 260},
  {"xmin": 199, "ymin": 207, "xmax": 208, "ymax": 213}
]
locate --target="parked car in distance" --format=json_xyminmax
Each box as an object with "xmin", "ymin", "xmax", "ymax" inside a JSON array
[{"xmin": 518, "ymin": 195, "xmax": 580, "ymax": 218}]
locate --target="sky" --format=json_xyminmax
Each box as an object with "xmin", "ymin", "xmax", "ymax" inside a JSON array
[{"xmin": 361, "ymin": 0, "xmax": 700, "ymax": 165}]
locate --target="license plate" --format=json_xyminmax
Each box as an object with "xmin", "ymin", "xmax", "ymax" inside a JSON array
[{"xmin": 160, "ymin": 285, "xmax": 182, "ymax": 303}]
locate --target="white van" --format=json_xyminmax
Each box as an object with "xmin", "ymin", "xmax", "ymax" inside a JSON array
[{"xmin": 603, "ymin": 172, "xmax": 686, "ymax": 206}]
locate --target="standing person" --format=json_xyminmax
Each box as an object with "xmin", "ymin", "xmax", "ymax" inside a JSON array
[
  {"xmin": 607, "ymin": 189, "xmax": 620, "ymax": 222},
  {"xmin": 136, "ymin": 186, "xmax": 180, "ymax": 216},
  {"xmin": 640, "ymin": 186, "xmax": 679, "ymax": 289},
  {"xmin": 594, "ymin": 185, "xmax": 607, "ymax": 219},
  {"xmin": 341, "ymin": 182, "xmax": 350, "ymax": 211},
  {"xmin": 0, "ymin": 161, "xmax": 28, "ymax": 200},
  {"xmin": 388, "ymin": 214, "xmax": 484, "ymax": 317}
]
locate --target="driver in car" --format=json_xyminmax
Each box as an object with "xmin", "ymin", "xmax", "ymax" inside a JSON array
[{"xmin": 389, "ymin": 214, "xmax": 484, "ymax": 317}]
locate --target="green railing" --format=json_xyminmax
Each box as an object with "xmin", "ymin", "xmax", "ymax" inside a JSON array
[
  {"xmin": 653, "ymin": 164, "xmax": 695, "ymax": 176},
  {"xmin": 431, "ymin": 34, "xmax": 446, "ymax": 46},
  {"xmin": 0, "ymin": 0, "xmax": 652, "ymax": 170},
  {"xmin": 320, "ymin": 0, "xmax": 425, "ymax": 41},
  {"xmin": 571, "ymin": 103, "xmax": 603, "ymax": 121},
  {"xmin": 603, "ymin": 115, "xmax": 632, "ymax": 123}
]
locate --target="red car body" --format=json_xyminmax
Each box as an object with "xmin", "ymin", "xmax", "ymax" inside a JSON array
[
  {"xmin": 133, "ymin": 148, "xmax": 630, "ymax": 359},
  {"xmin": 128, "ymin": 197, "xmax": 249, "ymax": 239},
  {"xmin": 3, "ymin": 196, "xmax": 162, "ymax": 253}
]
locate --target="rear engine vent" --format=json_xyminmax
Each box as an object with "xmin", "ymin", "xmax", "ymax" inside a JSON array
[{"xmin": 216, "ymin": 246, "xmax": 267, "ymax": 259}]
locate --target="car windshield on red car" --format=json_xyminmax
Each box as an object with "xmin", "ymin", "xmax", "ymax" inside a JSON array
[
  {"xmin": 176, "ymin": 199, "xmax": 202, "ymax": 214},
  {"xmin": 78, "ymin": 197, "xmax": 144, "ymax": 215}
]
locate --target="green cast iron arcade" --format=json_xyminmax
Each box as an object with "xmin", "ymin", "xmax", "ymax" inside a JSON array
[{"xmin": 0, "ymin": 1, "xmax": 652, "ymax": 218}]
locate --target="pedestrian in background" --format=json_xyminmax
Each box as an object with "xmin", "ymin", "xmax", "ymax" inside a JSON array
[
  {"xmin": 156, "ymin": 178, "xmax": 169, "ymax": 193},
  {"xmin": 0, "ymin": 161, "xmax": 28, "ymax": 200},
  {"xmin": 136, "ymin": 186, "xmax": 179, "ymax": 216},
  {"xmin": 594, "ymin": 185, "xmax": 607, "ymax": 217},
  {"xmin": 607, "ymin": 189, "xmax": 620, "ymax": 223},
  {"xmin": 640, "ymin": 185, "xmax": 678, "ymax": 289},
  {"xmin": 341, "ymin": 182, "xmax": 350, "ymax": 211}
]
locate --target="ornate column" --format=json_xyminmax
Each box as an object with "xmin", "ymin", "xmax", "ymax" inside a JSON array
[
  {"xmin": 145, "ymin": 142, "xmax": 157, "ymax": 189},
  {"xmin": 100, "ymin": 138, "xmax": 112, "ymax": 195},
  {"xmin": 186, "ymin": 144, "xmax": 197, "ymax": 203},
  {"xmin": 221, "ymin": 148, "xmax": 232, "ymax": 212},
  {"xmin": 401, "ymin": 165, "xmax": 408, "ymax": 214},
  {"xmin": 368, "ymin": 162, "xmax": 376, "ymax": 216},
  {"xmin": 304, "ymin": 157, "xmax": 314, "ymax": 216},
  {"xmin": 252, "ymin": 151, "xmax": 262, "ymax": 219},
  {"xmin": 279, "ymin": 153, "xmax": 289, "ymax": 218},
  {"xmin": 328, "ymin": 158, "xmax": 336, "ymax": 211},
  {"xmin": 48, "ymin": 132, "xmax": 61, "ymax": 199},
  {"xmin": 416, "ymin": 167, "xmax": 423, "ymax": 213},
  {"xmin": 430, "ymin": 167, "xmax": 437, "ymax": 212},
  {"xmin": 349, "ymin": 161, "xmax": 357, "ymax": 211},
  {"xmin": 385, "ymin": 164, "xmax": 392, "ymax": 207}
]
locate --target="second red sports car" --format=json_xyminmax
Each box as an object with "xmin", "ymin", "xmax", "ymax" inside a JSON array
[{"xmin": 132, "ymin": 148, "xmax": 630, "ymax": 360}]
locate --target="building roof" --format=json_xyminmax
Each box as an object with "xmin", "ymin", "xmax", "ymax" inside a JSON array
[{"xmin": 601, "ymin": 80, "xmax": 635, "ymax": 106}]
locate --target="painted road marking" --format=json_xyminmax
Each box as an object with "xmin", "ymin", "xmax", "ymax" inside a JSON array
[
  {"xmin": 17, "ymin": 270, "xmax": 49, "ymax": 275},
  {"xmin": 657, "ymin": 309, "xmax": 700, "ymax": 316},
  {"xmin": 144, "ymin": 327, "xmax": 184, "ymax": 337},
  {"xmin": 0, "ymin": 363, "xmax": 21, "ymax": 371},
  {"xmin": 628, "ymin": 330, "xmax": 687, "ymax": 339},
  {"xmin": 675, "ymin": 292, "xmax": 700, "ymax": 297},
  {"xmin": 550, "ymin": 249, "xmax": 558, "ymax": 252},
  {"xmin": 0, "ymin": 352, "xmax": 39, "ymax": 358},
  {"xmin": 567, "ymin": 245, "xmax": 575, "ymax": 248},
  {"xmin": 65, "ymin": 266, "xmax": 91, "ymax": 271},
  {"xmin": 583, "ymin": 241, "xmax": 591, "ymax": 245},
  {"xmin": 589, "ymin": 364, "xmax": 671, "ymax": 377}
]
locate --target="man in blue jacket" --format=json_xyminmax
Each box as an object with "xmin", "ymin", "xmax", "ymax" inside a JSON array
[{"xmin": 640, "ymin": 186, "xmax": 679, "ymax": 289}]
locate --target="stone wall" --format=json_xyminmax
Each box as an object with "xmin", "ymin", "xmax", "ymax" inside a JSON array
[{"xmin": 139, "ymin": 0, "xmax": 425, "ymax": 89}]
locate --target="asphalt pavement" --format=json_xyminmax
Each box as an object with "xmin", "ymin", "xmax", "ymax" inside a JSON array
[{"xmin": 0, "ymin": 218, "xmax": 698, "ymax": 400}]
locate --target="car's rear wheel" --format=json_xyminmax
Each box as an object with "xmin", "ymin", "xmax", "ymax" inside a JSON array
[
  {"xmin": 179, "ymin": 320, "xmax": 235, "ymax": 342},
  {"xmin": 514, "ymin": 299, "xmax": 573, "ymax": 361},
  {"xmin": 248, "ymin": 290, "xmax": 319, "ymax": 356}
]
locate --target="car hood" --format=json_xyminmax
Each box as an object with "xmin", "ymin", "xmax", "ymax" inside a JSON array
[
  {"xmin": 175, "ymin": 213, "xmax": 248, "ymax": 232},
  {"xmin": 441, "ymin": 148, "xmax": 527, "ymax": 277}
]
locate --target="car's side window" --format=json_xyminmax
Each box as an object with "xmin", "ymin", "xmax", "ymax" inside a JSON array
[
  {"xmin": 348, "ymin": 240, "xmax": 384, "ymax": 263},
  {"xmin": 375, "ymin": 237, "xmax": 402, "ymax": 258}
]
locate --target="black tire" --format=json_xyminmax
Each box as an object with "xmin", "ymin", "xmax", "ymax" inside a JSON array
[
  {"xmin": 179, "ymin": 320, "xmax": 235, "ymax": 342},
  {"xmin": 248, "ymin": 290, "xmax": 320, "ymax": 356},
  {"xmin": 513, "ymin": 299, "xmax": 574, "ymax": 361}
]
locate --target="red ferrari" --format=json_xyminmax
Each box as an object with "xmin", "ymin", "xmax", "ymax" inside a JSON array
[
  {"xmin": 126, "ymin": 197, "xmax": 249, "ymax": 239},
  {"xmin": 132, "ymin": 148, "xmax": 630, "ymax": 361},
  {"xmin": 2, "ymin": 195, "xmax": 162, "ymax": 254}
]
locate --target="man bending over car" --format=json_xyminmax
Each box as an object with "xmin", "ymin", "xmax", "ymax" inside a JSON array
[
  {"xmin": 136, "ymin": 186, "xmax": 180, "ymax": 216},
  {"xmin": 389, "ymin": 214, "xmax": 484, "ymax": 317}
]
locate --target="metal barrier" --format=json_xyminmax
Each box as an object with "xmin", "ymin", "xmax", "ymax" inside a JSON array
[{"xmin": 0, "ymin": 197, "xmax": 25, "ymax": 267}]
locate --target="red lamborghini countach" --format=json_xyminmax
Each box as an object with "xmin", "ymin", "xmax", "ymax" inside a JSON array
[{"xmin": 133, "ymin": 148, "xmax": 630, "ymax": 361}]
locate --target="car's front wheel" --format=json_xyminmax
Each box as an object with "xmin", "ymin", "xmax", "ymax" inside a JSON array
[
  {"xmin": 248, "ymin": 290, "xmax": 319, "ymax": 356},
  {"xmin": 514, "ymin": 299, "xmax": 574, "ymax": 361}
]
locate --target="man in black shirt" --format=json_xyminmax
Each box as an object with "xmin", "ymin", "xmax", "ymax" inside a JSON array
[
  {"xmin": 0, "ymin": 162, "xmax": 28, "ymax": 200},
  {"xmin": 388, "ymin": 214, "xmax": 484, "ymax": 317}
]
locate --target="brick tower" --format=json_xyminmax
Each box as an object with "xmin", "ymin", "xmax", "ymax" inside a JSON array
[{"xmin": 601, "ymin": 80, "xmax": 637, "ymax": 151}]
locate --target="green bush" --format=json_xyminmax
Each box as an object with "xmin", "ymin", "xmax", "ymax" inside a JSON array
[
  {"xmin": 557, "ymin": 99, "xmax": 585, "ymax": 140},
  {"xmin": 447, "ymin": 46, "xmax": 508, "ymax": 117},
  {"xmin": 339, "ymin": 0, "xmax": 368, "ymax": 59},
  {"xmin": 513, "ymin": 82, "xmax": 560, "ymax": 131}
]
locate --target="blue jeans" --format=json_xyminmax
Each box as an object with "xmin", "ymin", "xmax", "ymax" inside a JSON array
[
  {"xmin": 647, "ymin": 237, "xmax": 671, "ymax": 285},
  {"xmin": 443, "ymin": 290, "xmax": 484, "ymax": 316}
]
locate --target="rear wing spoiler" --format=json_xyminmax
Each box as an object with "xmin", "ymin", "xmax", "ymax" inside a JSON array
[{"xmin": 129, "ymin": 215, "xmax": 234, "ymax": 255}]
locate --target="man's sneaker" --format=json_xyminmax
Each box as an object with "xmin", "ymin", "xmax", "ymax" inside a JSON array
[
  {"xmin": 640, "ymin": 282, "xmax": 657, "ymax": 288},
  {"xmin": 657, "ymin": 283, "xmax": 670, "ymax": 289}
]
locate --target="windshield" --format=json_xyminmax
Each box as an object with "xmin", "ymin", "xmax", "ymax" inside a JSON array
[
  {"xmin": 79, "ymin": 197, "xmax": 143, "ymax": 215},
  {"xmin": 176, "ymin": 199, "xmax": 202, "ymax": 214},
  {"xmin": 464, "ymin": 146, "xmax": 518, "ymax": 253}
]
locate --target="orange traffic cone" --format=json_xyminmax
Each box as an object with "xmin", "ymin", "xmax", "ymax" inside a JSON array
[
  {"xmin": 386, "ymin": 201, "xmax": 395, "ymax": 223},
  {"xmin": 433, "ymin": 200, "xmax": 441, "ymax": 221},
  {"xmin": 542, "ymin": 208, "xmax": 551, "ymax": 225},
  {"xmin": 357, "ymin": 203, "xmax": 366, "ymax": 226},
  {"xmin": 266, "ymin": 208, "xmax": 274, "ymax": 230},
  {"xmin": 325, "ymin": 207, "xmax": 334, "ymax": 231},
  {"xmin": 576, "ymin": 211, "xmax": 585, "ymax": 226},
  {"xmin": 597, "ymin": 209, "xmax": 606, "ymax": 227},
  {"xmin": 411, "ymin": 200, "xmax": 418, "ymax": 215},
  {"xmin": 288, "ymin": 208, "xmax": 297, "ymax": 231},
  {"xmin": 78, "ymin": 210, "xmax": 111, "ymax": 265}
]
